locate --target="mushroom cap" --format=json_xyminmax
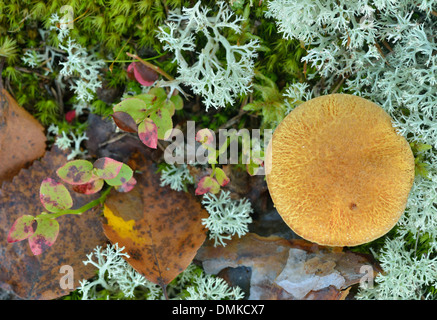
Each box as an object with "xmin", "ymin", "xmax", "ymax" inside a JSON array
[{"xmin": 265, "ymin": 94, "xmax": 415, "ymax": 247}]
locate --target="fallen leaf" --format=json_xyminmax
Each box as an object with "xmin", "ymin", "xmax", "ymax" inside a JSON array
[
  {"xmin": 0, "ymin": 89, "xmax": 46, "ymax": 185},
  {"xmin": 102, "ymin": 153, "xmax": 208, "ymax": 290},
  {"xmin": 0, "ymin": 147, "xmax": 107, "ymax": 299},
  {"xmin": 195, "ymin": 233, "xmax": 380, "ymax": 300}
]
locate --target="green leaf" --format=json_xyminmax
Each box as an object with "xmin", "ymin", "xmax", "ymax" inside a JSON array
[
  {"xmin": 135, "ymin": 93, "xmax": 156, "ymax": 105},
  {"xmin": 170, "ymin": 94, "xmax": 183, "ymax": 110},
  {"xmin": 138, "ymin": 118, "xmax": 158, "ymax": 149},
  {"xmin": 56, "ymin": 160, "xmax": 94, "ymax": 185},
  {"xmin": 214, "ymin": 168, "xmax": 230, "ymax": 187},
  {"xmin": 28, "ymin": 218, "xmax": 60, "ymax": 255},
  {"xmin": 105, "ymin": 163, "xmax": 134, "ymax": 187},
  {"xmin": 7, "ymin": 215, "xmax": 37, "ymax": 243},
  {"xmin": 40, "ymin": 178, "xmax": 73, "ymax": 213},
  {"xmin": 162, "ymin": 98, "xmax": 175, "ymax": 116},
  {"xmin": 150, "ymin": 108, "xmax": 173, "ymax": 140},
  {"xmin": 113, "ymin": 97, "xmax": 148, "ymax": 123},
  {"xmin": 93, "ymin": 157, "xmax": 124, "ymax": 180}
]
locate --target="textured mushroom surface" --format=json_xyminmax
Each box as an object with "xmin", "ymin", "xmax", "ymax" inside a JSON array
[{"xmin": 265, "ymin": 94, "xmax": 415, "ymax": 247}]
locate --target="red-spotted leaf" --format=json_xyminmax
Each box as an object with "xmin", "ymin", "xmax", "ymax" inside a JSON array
[
  {"xmin": 150, "ymin": 108, "xmax": 172, "ymax": 140},
  {"xmin": 115, "ymin": 176, "xmax": 137, "ymax": 192},
  {"xmin": 72, "ymin": 178, "xmax": 104, "ymax": 195},
  {"xmin": 138, "ymin": 118, "xmax": 158, "ymax": 149},
  {"xmin": 28, "ymin": 218, "xmax": 60, "ymax": 255},
  {"xmin": 112, "ymin": 111, "xmax": 138, "ymax": 133},
  {"xmin": 104, "ymin": 163, "xmax": 134, "ymax": 186},
  {"xmin": 214, "ymin": 168, "xmax": 230, "ymax": 187},
  {"xmin": 56, "ymin": 160, "xmax": 94, "ymax": 185},
  {"xmin": 7, "ymin": 215, "xmax": 37, "ymax": 243},
  {"xmin": 39, "ymin": 178, "xmax": 73, "ymax": 213},
  {"xmin": 195, "ymin": 176, "xmax": 220, "ymax": 195},
  {"xmin": 113, "ymin": 98, "xmax": 148, "ymax": 123},
  {"xmin": 93, "ymin": 157, "xmax": 124, "ymax": 180},
  {"xmin": 127, "ymin": 62, "xmax": 159, "ymax": 87}
]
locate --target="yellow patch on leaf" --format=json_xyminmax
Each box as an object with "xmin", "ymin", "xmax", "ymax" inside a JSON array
[{"xmin": 103, "ymin": 204, "xmax": 149, "ymax": 245}]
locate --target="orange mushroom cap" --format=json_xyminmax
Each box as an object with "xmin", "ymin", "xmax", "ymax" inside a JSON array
[{"xmin": 265, "ymin": 94, "xmax": 415, "ymax": 247}]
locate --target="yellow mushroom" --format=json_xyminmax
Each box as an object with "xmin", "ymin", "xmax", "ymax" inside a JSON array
[{"xmin": 265, "ymin": 94, "xmax": 415, "ymax": 247}]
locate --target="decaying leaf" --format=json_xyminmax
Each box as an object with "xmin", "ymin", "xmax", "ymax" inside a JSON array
[
  {"xmin": 196, "ymin": 233, "xmax": 380, "ymax": 300},
  {"xmin": 0, "ymin": 147, "xmax": 107, "ymax": 299},
  {"xmin": 0, "ymin": 89, "xmax": 46, "ymax": 185},
  {"xmin": 102, "ymin": 153, "xmax": 208, "ymax": 290}
]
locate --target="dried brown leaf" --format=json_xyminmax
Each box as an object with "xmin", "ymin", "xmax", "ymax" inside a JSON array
[
  {"xmin": 0, "ymin": 147, "xmax": 107, "ymax": 299},
  {"xmin": 103, "ymin": 152, "xmax": 208, "ymax": 289},
  {"xmin": 0, "ymin": 89, "xmax": 46, "ymax": 185}
]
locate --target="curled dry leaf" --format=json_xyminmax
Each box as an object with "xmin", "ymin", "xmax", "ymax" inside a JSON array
[
  {"xmin": 102, "ymin": 153, "xmax": 208, "ymax": 290},
  {"xmin": 196, "ymin": 233, "xmax": 381, "ymax": 300},
  {"xmin": 0, "ymin": 147, "xmax": 107, "ymax": 299}
]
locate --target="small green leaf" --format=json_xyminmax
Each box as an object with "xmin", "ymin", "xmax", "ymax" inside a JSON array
[
  {"xmin": 135, "ymin": 93, "xmax": 156, "ymax": 105},
  {"xmin": 148, "ymin": 87, "xmax": 167, "ymax": 104},
  {"xmin": 162, "ymin": 99, "xmax": 175, "ymax": 116},
  {"xmin": 7, "ymin": 215, "xmax": 37, "ymax": 243},
  {"xmin": 105, "ymin": 163, "xmax": 134, "ymax": 186},
  {"xmin": 28, "ymin": 218, "xmax": 60, "ymax": 255},
  {"xmin": 113, "ymin": 97, "xmax": 148, "ymax": 123},
  {"xmin": 150, "ymin": 108, "xmax": 173, "ymax": 140},
  {"xmin": 40, "ymin": 178, "xmax": 73, "ymax": 213},
  {"xmin": 138, "ymin": 118, "xmax": 158, "ymax": 149},
  {"xmin": 170, "ymin": 94, "xmax": 183, "ymax": 110},
  {"xmin": 56, "ymin": 160, "xmax": 94, "ymax": 185},
  {"xmin": 93, "ymin": 157, "xmax": 124, "ymax": 180},
  {"xmin": 214, "ymin": 168, "xmax": 230, "ymax": 187}
]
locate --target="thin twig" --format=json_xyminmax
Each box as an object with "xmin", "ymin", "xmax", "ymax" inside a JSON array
[{"xmin": 98, "ymin": 132, "xmax": 129, "ymax": 148}]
